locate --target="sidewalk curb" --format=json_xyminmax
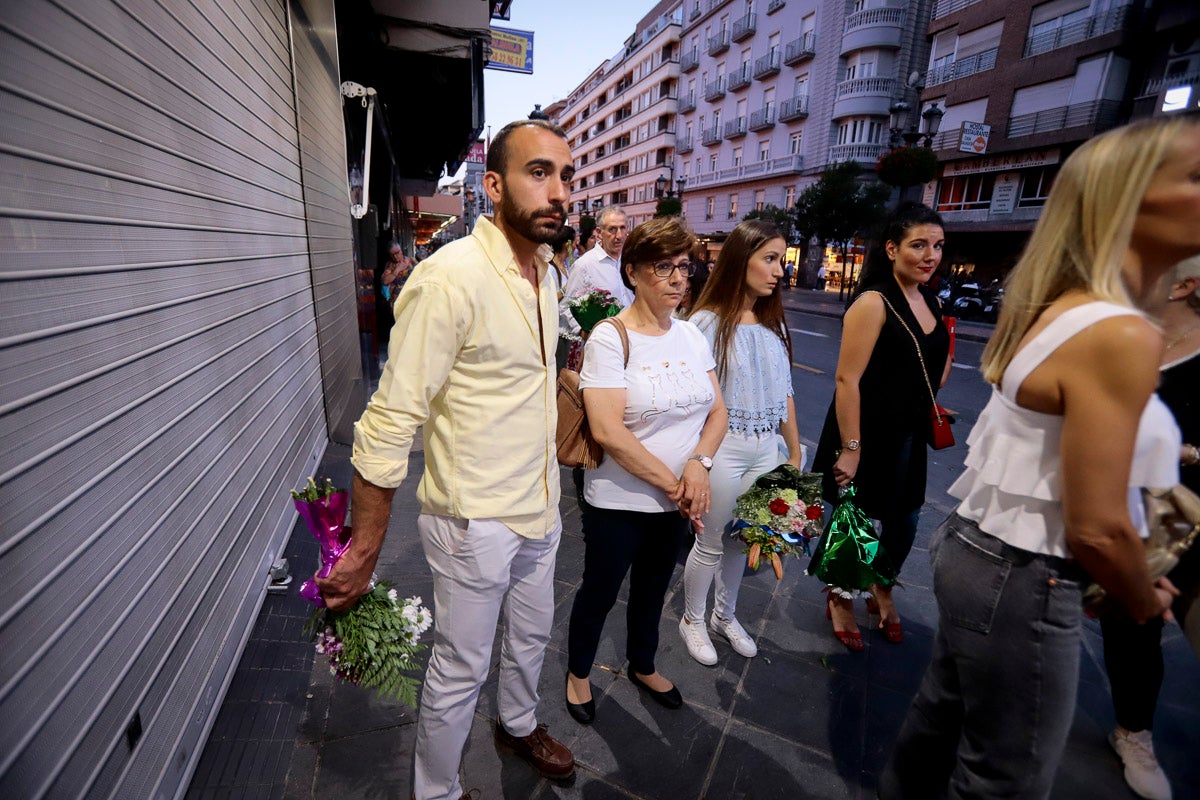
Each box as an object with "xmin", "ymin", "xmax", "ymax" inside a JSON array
[{"xmin": 781, "ymin": 292, "xmax": 994, "ymax": 344}]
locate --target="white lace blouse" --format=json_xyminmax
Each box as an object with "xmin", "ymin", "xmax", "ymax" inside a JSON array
[{"xmin": 690, "ymin": 310, "xmax": 793, "ymax": 437}]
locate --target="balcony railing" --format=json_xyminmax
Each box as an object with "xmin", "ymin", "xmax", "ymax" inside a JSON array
[
  {"xmin": 753, "ymin": 51, "xmax": 782, "ymax": 79},
  {"xmin": 1006, "ymin": 99, "xmax": 1121, "ymax": 137},
  {"xmin": 748, "ymin": 106, "xmax": 775, "ymax": 131},
  {"xmin": 728, "ymin": 63, "xmax": 752, "ymax": 91},
  {"xmin": 778, "ymin": 93, "xmax": 810, "ymax": 121},
  {"xmin": 783, "ymin": 32, "xmax": 816, "ymax": 64},
  {"xmin": 701, "ymin": 124, "xmax": 722, "ymax": 145},
  {"xmin": 732, "ymin": 13, "xmax": 757, "ymax": 42},
  {"xmin": 708, "ymin": 30, "xmax": 731, "ymax": 55},
  {"xmin": 1024, "ymin": 5, "xmax": 1131, "ymax": 57},
  {"xmin": 828, "ymin": 142, "xmax": 887, "ymax": 163},
  {"xmin": 933, "ymin": 0, "xmax": 984, "ymax": 19},
  {"xmin": 926, "ymin": 47, "xmax": 998, "ymax": 86},
  {"xmin": 677, "ymin": 134, "xmax": 694, "ymax": 154},
  {"xmin": 684, "ymin": 154, "xmax": 805, "ymax": 190},
  {"xmin": 835, "ymin": 76, "xmax": 896, "ymax": 98},
  {"xmin": 724, "ymin": 116, "xmax": 748, "ymax": 138},
  {"xmin": 679, "ymin": 92, "xmax": 697, "ymax": 113},
  {"xmin": 767, "ymin": 0, "xmax": 786, "ymax": 14},
  {"xmin": 844, "ymin": 6, "xmax": 905, "ymax": 33},
  {"xmin": 703, "ymin": 76, "xmax": 726, "ymax": 100},
  {"xmin": 681, "ymin": 50, "xmax": 700, "ymax": 72}
]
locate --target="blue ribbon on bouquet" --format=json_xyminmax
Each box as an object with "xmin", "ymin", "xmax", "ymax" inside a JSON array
[{"xmin": 729, "ymin": 518, "xmax": 811, "ymax": 554}]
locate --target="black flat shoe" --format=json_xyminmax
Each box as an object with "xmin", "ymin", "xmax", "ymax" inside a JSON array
[
  {"xmin": 628, "ymin": 671, "xmax": 683, "ymax": 709},
  {"xmin": 565, "ymin": 673, "xmax": 595, "ymax": 724}
]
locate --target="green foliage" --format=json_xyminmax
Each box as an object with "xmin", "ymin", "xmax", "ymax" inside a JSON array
[
  {"xmin": 291, "ymin": 476, "xmax": 337, "ymax": 502},
  {"xmin": 654, "ymin": 197, "xmax": 682, "ymax": 217},
  {"xmin": 792, "ymin": 161, "xmax": 890, "ymax": 249},
  {"xmin": 874, "ymin": 146, "xmax": 938, "ymax": 189},
  {"xmin": 742, "ymin": 204, "xmax": 796, "ymax": 243}
]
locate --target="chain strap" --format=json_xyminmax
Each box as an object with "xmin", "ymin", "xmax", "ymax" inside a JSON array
[{"xmin": 863, "ymin": 291, "xmax": 944, "ymax": 427}]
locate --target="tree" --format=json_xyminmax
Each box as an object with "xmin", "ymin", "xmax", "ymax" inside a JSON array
[
  {"xmin": 792, "ymin": 161, "xmax": 890, "ymax": 299},
  {"xmin": 654, "ymin": 197, "xmax": 682, "ymax": 218},
  {"xmin": 742, "ymin": 204, "xmax": 795, "ymax": 244}
]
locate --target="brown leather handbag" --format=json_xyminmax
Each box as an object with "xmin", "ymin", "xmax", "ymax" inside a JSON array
[{"xmin": 555, "ymin": 317, "xmax": 628, "ymax": 468}]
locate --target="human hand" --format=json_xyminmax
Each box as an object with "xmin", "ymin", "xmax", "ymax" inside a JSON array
[
  {"xmin": 832, "ymin": 450, "xmax": 859, "ymax": 486},
  {"xmin": 1153, "ymin": 575, "xmax": 1180, "ymax": 622},
  {"xmin": 677, "ymin": 461, "xmax": 711, "ymax": 528},
  {"xmin": 314, "ymin": 543, "xmax": 378, "ymax": 612}
]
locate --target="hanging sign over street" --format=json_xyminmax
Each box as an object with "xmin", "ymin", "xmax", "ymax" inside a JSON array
[
  {"xmin": 959, "ymin": 121, "xmax": 991, "ymax": 154},
  {"xmin": 488, "ymin": 27, "xmax": 534, "ymax": 74}
]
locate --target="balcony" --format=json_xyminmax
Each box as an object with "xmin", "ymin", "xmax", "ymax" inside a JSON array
[
  {"xmin": 701, "ymin": 124, "xmax": 722, "ymax": 146},
  {"xmin": 724, "ymin": 116, "xmax": 748, "ymax": 138},
  {"xmin": 933, "ymin": 0, "xmax": 984, "ymax": 19},
  {"xmin": 783, "ymin": 32, "xmax": 816, "ymax": 64},
  {"xmin": 748, "ymin": 106, "xmax": 775, "ymax": 131},
  {"xmin": 703, "ymin": 76, "xmax": 726, "ymax": 100},
  {"xmin": 677, "ymin": 134, "xmax": 694, "ymax": 154},
  {"xmin": 708, "ymin": 30, "xmax": 731, "ymax": 55},
  {"xmin": 828, "ymin": 142, "xmax": 887, "ymax": 163},
  {"xmin": 684, "ymin": 153, "xmax": 805, "ymax": 191},
  {"xmin": 927, "ymin": 48, "xmax": 998, "ymax": 86},
  {"xmin": 732, "ymin": 13, "xmax": 757, "ymax": 42},
  {"xmin": 1024, "ymin": 5, "xmax": 1131, "ymax": 57},
  {"xmin": 1006, "ymin": 99, "xmax": 1120, "ymax": 137},
  {"xmin": 767, "ymin": 0, "xmax": 786, "ymax": 14},
  {"xmin": 777, "ymin": 93, "xmax": 809, "ymax": 121},
  {"xmin": 753, "ymin": 51, "xmax": 781, "ymax": 79},
  {"xmin": 679, "ymin": 92, "xmax": 697, "ymax": 113},
  {"xmin": 841, "ymin": 7, "xmax": 905, "ymax": 55},
  {"xmin": 681, "ymin": 49, "xmax": 700, "ymax": 72},
  {"xmin": 832, "ymin": 76, "xmax": 896, "ymax": 118},
  {"xmin": 728, "ymin": 63, "xmax": 752, "ymax": 91}
]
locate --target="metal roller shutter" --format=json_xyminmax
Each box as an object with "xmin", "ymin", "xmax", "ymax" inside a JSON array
[{"xmin": 0, "ymin": 0, "xmax": 359, "ymax": 797}]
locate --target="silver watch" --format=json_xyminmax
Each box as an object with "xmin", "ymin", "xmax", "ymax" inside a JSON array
[
  {"xmin": 843, "ymin": 439, "xmax": 861, "ymax": 451},
  {"xmin": 689, "ymin": 454, "xmax": 713, "ymax": 470}
]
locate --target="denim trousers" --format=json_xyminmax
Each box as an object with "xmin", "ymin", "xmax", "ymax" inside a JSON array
[
  {"xmin": 568, "ymin": 505, "xmax": 686, "ymax": 678},
  {"xmin": 879, "ymin": 513, "xmax": 1085, "ymax": 800}
]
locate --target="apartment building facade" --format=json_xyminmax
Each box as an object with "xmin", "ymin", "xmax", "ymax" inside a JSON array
[
  {"xmin": 916, "ymin": 0, "xmax": 1152, "ymax": 280},
  {"xmin": 675, "ymin": 0, "xmax": 935, "ymax": 247},
  {"xmin": 553, "ymin": 0, "xmax": 685, "ymax": 230}
]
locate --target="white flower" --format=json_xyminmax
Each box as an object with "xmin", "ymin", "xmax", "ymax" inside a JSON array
[{"xmin": 387, "ymin": 588, "xmax": 399, "ymax": 604}]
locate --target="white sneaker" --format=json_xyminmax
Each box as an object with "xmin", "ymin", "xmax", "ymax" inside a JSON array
[
  {"xmin": 678, "ymin": 616, "xmax": 718, "ymax": 665},
  {"xmin": 709, "ymin": 613, "xmax": 758, "ymax": 658},
  {"xmin": 1109, "ymin": 727, "xmax": 1173, "ymax": 800}
]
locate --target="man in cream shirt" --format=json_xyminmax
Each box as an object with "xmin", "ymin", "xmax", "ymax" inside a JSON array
[{"xmin": 316, "ymin": 119, "xmax": 576, "ymax": 800}]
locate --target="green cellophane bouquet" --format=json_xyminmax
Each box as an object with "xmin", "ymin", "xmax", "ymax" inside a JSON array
[{"xmin": 807, "ymin": 484, "xmax": 896, "ymax": 595}]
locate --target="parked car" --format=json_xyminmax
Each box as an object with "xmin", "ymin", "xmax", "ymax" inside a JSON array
[{"xmin": 951, "ymin": 283, "xmax": 1003, "ymax": 323}]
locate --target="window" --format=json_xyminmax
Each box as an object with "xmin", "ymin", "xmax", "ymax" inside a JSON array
[
  {"xmin": 759, "ymin": 140, "xmax": 770, "ymax": 161},
  {"xmin": 706, "ymin": 195, "xmax": 715, "ymax": 220},
  {"xmin": 755, "ymin": 189, "xmax": 765, "ymax": 211},
  {"xmin": 733, "ymin": 146, "xmax": 743, "ymax": 166},
  {"xmin": 790, "ymin": 131, "xmax": 803, "ymax": 153},
  {"xmin": 785, "ymin": 185, "xmax": 796, "ymax": 208},
  {"xmin": 710, "ymin": 153, "xmax": 719, "ymax": 170},
  {"xmin": 1018, "ymin": 165, "xmax": 1058, "ymax": 207},
  {"xmin": 936, "ymin": 173, "xmax": 996, "ymax": 211},
  {"xmin": 728, "ymin": 193, "xmax": 739, "ymax": 218}
]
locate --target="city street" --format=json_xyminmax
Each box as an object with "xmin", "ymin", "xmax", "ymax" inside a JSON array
[{"xmin": 189, "ymin": 294, "xmax": 1200, "ymax": 800}]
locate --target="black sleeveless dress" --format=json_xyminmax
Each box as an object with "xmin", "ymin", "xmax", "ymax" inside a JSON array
[{"xmin": 812, "ymin": 280, "xmax": 951, "ymax": 520}]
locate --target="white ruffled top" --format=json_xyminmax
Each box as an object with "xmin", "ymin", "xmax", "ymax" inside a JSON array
[
  {"xmin": 690, "ymin": 310, "xmax": 794, "ymax": 437},
  {"xmin": 949, "ymin": 302, "xmax": 1180, "ymax": 558}
]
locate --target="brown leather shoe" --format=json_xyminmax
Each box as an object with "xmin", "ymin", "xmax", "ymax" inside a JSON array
[{"xmin": 494, "ymin": 720, "xmax": 575, "ymax": 779}]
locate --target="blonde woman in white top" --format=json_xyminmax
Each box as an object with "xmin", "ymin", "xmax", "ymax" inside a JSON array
[{"xmin": 879, "ymin": 115, "xmax": 1200, "ymax": 800}]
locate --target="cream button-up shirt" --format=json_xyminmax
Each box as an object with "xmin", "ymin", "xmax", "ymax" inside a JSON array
[{"xmin": 352, "ymin": 215, "xmax": 560, "ymax": 538}]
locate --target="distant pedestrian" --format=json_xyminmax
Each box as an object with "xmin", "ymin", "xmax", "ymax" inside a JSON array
[
  {"xmin": 816, "ymin": 263, "xmax": 826, "ymax": 291},
  {"xmin": 783, "ymin": 260, "xmax": 794, "ymax": 289}
]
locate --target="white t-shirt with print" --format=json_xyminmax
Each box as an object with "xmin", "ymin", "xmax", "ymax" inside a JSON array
[{"xmin": 579, "ymin": 319, "xmax": 717, "ymax": 512}]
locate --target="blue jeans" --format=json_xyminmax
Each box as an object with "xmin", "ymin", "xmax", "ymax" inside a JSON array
[{"xmin": 879, "ymin": 514, "xmax": 1085, "ymax": 800}]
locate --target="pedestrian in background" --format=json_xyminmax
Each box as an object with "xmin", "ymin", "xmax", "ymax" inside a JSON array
[
  {"xmin": 679, "ymin": 220, "xmax": 803, "ymax": 666},
  {"xmin": 880, "ymin": 114, "xmax": 1199, "ymax": 800},
  {"xmin": 317, "ymin": 119, "xmax": 578, "ymax": 800}
]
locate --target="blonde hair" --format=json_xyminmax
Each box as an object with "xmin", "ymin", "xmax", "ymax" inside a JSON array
[{"xmin": 981, "ymin": 115, "xmax": 1200, "ymax": 384}]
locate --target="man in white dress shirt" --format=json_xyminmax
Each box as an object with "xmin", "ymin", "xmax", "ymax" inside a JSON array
[{"xmin": 559, "ymin": 205, "xmax": 631, "ymax": 336}]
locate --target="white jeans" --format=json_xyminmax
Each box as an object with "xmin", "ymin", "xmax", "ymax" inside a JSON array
[
  {"xmin": 412, "ymin": 514, "xmax": 561, "ymax": 800},
  {"xmin": 683, "ymin": 432, "xmax": 782, "ymax": 622}
]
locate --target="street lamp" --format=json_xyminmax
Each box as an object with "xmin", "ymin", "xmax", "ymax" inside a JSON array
[
  {"xmin": 655, "ymin": 174, "xmax": 668, "ymax": 198},
  {"xmin": 920, "ymin": 103, "xmax": 944, "ymax": 148},
  {"xmin": 655, "ymin": 166, "xmax": 686, "ymax": 199},
  {"xmin": 676, "ymin": 176, "xmax": 686, "ymax": 197},
  {"xmin": 890, "ymin": 100, "xmax": 944, "ymax": 149},
  {"xmin": 592, "ymin": 198, "xmax": 603, "ymax": 211}
]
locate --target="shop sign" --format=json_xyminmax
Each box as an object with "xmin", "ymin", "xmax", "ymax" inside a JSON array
[
  {"xmin": 921, "ymin": 180, "xmax": 937, "ymax": 207},
  {"xmin": 465, "ymin": 142, "xmax": 487, "ymax": 164},
  {"xmin": 943, "ymin": 148, "xmax": 1060, "ymax": 176},
  {"xmin": 989, "ymin": 172, "xmax": 1021, "ymax": 215},
  {"xmin": 488, "ymin": 27, "xmax": 534, "ymax": 74},
  {"xmin": 959, "ymin": 122, "xmax": 991, "ymax": 154}
]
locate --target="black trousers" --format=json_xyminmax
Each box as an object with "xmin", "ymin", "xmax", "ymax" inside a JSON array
[{"xmin": 567, "ymin": 504, "xmax": 685, "ymax": 678}]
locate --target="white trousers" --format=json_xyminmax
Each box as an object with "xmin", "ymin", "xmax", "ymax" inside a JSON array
[
  {"xmin": 683, "ymin": 432, "xmax": 782, "ymax": 622},
  {"xmin": 412, "ymin": 513, "xmax": 561, "ymax": 800}
]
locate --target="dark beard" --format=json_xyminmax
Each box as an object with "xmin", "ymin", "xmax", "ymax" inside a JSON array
[{"xmin": 498, "ymin": 195, "xmax": 565, "ymax": 245}]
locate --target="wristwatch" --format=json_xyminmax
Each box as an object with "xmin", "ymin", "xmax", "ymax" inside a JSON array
[
  {"xmin": 689, "ymin": 454, "xmax": 713, "ymax": 470},
  {"xmin": 843, "ymin": 439, "xmax": 861, "ymax": 451}
]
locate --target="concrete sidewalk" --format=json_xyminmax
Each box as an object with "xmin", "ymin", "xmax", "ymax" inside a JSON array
[{"xmin": 188, "ymin": 439, "xmax": 1200, "ymax": 799}]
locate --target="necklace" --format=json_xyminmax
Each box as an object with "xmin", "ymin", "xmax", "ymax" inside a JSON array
[{"xmin": 1165, "ymin": 324, "xmax": 1200, "ymax": 351}]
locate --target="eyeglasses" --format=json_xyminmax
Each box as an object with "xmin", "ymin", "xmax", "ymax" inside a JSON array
[{"xmin": 650, "ymin": 260, "xmax": 698, "ymax": 278}]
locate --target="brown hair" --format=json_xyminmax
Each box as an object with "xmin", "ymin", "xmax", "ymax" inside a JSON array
[
  {"xmin": 691, "ymin": 219, "xmax": 792, "ymax": 381},
  {"xmin": 620, "ymin": 217, "xmax": 697, "ymax": 290}
]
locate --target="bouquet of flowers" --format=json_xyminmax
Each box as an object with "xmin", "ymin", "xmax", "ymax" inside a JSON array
[
  {"xmin": 807, "ymin": 484, "xmax": 896, "ymax": 595},
  {"xmin": 566, "ymin": 288, "xmax": 621, "ymax": 336},
  {"xmin": 730, "ymin": 464, "xmax": 825, "ymax": 580},
  {"xmin": 292, "ymin": 478, "xmax": 430, "ymax": 704}
]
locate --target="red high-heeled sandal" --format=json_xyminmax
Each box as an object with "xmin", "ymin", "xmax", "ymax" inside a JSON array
[
  {"xmin": 825, "ymin": 593, "xmax": 864, "ymax": 652},
  {"xmin": 866, "ymin": 595, "xmax": 902, "ymax": 643}
]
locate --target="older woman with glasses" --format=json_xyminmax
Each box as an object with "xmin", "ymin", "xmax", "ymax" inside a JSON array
[{"xmin": 565, "ymin": 217, "xmax": 728, "ymax": 724}]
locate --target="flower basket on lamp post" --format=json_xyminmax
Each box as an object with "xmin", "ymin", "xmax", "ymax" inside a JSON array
[{"xmin": 875, "ymin": 146, "xmax": 938, "ymax": 191}]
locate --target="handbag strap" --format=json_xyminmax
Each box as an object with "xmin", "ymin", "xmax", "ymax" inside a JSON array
[
  {"xmin": 581, "ymin": 316, "xmax": 630, "ymax": 369},
  {"xmin": 862, "ymin": 291, "xmax": 943, "ymax": 425}
]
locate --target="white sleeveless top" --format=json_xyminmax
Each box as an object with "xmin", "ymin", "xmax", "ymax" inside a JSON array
[{"xmin": 949, "ymin": 302, "xmax": 1180, "ymax": 558}]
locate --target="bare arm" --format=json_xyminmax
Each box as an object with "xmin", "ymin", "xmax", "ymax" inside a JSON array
[
  {"xmin": 831, "ymin": 294, "xmax": 886, "ymax": 486},
  {"xmin": 586, "ymin": 387, "xmax": 682, "ymax": 494},
  {"xmin": 780, "ymin": 395, "xmax": 803, "ymax": 468},
  {"xmin": 315, "ymin": 471, "xmax": 396, "ymax": 611}
]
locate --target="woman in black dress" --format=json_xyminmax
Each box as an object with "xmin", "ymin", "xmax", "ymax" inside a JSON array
[{"xmin": 812, "ymin": 204, "xmax": 951, "ymax": 651}]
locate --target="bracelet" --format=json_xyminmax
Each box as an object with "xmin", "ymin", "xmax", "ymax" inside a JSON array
[{"xmin": 1185, "ymin": 443, "xmax": 1200, "ymax": 467}]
